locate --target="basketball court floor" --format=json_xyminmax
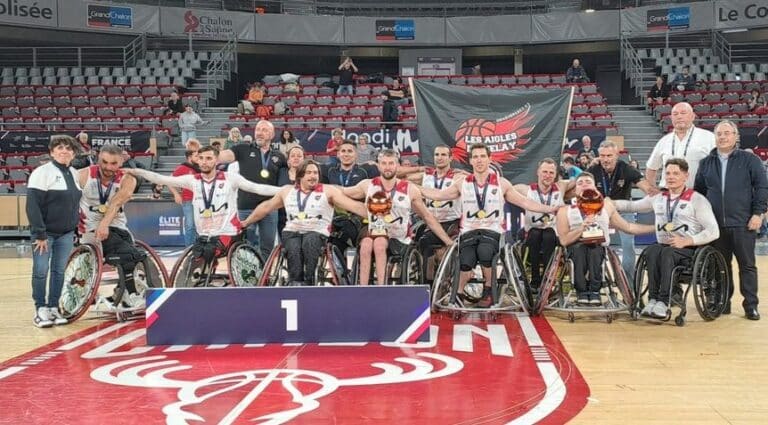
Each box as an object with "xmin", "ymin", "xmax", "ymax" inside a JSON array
[{"xmin": 0, "ymin": 248, "xmax": 766, "ymax": 424}]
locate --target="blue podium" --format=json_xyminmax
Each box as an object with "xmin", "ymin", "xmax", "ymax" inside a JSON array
[{"xmin": 145, "ymin": 286, "xmax": 431, "ymax": 345}]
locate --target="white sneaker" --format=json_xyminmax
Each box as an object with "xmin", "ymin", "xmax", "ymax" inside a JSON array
[
  {"xmin": 33, "ymin": 307, "xmax": 54, "ymax": 328},
  {"xmin": 48, "ymin": 307, "xmax": 68, "ymax": 325},
  {"xmin": 122, "ymin": 292, "xmax": 145, "ymax": 309},
  {"xmin": 641, "ymin": 299, "xmax": 657, "ymax": 317},
  {"xmin": 651, "ymin": 301, "xmax": 668, "ymax": 319}
]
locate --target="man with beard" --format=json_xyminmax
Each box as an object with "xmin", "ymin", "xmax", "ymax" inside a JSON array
[
  {"xmin": 218, "ymin": 120, "xmax": 287, "ymax": 260},
  {"xmin": 242, "ymin": 160, "xmax": 368, "ymax": 285},
  {"xmin": 77, "ymin": 144, "xmax": 144, "ymax": 308},
  {"xmin": 342, "ymin": 149, "xmax": 453, "ymax": 286},
  {"xmin": 124, "ymin": 146, "xmax": 281, "ymax": 258},
  {"xmin": 419, "ymin": 144, "xmax": 560, "ymax": 307},
  {"xmin": 512, "ymin": 158, "xmax": 574, "ymax": 292}
]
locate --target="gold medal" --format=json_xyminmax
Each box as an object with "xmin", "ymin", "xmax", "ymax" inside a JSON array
[
  {"xmin": 384, "ymin": 214, "xmax": 394, "ymax": 223},
  {"xmin": 432, "ymin": 200, "xmax": 442, "ymax": 208},
  {"xmin": 542, "ymin": 215, "xmax": 551, "ymax": 225},
  {"xmin": 477, "ymin": 210, "xmax": 486, "ymax": 219},
  {"xmin": 260, "ymin": 169, "xmax": 270, "ymax": 178},
  {"xmin": 98, "ymin": 204, "xmax": 107, "ymax": 214},
  {"xmin": 663, "ymin": 222, "xmax": 675, "ymax": 232},
  {"xmin": 201, "ymin": 209, "xmax": 213, "ymax": 218},
  {"xmin": 297, "ymin": 212, "xmax": 307, "ymax": 220}
]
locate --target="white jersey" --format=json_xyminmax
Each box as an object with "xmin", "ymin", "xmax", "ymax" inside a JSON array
[
  {"xmin": 567, "ymin": 200, "xmax": 611, "ymax": 247},
  {"xmin": 283, "ymin": 184, "xmax": 335, "ymax": 237},
  {"xmin": 365, "ymin": 177, "xmax": 412, "ymax": 243},
  {"xmin": 460, "ymin": 173, "xmax": 506, "ymax": 235},
  {"xmin": 523, "ymin": 183, "xmax": 563, "ymax": 231},
  {"xmin": 79, "ymin": 165, "xmax": 129, "ymax": 234},
  {"xmin": 422, "ymin": 168, "xmax": 461, "ymax": 223}
]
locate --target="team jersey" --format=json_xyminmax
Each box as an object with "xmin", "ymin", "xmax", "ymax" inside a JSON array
[
  {"xmin": 79, "ymin": 165, "xmax": 129, "ymax": 234},
  {"xmin": 365, "ymin": 177, "xmax": 412, "ymax": 243},
  {"xmin": 460, "ymin": 173, "xmax": 505, "ymax": 235},
  {"xmin": 566, "ymin": 200, "xmax": 611, "ymax": 247},
  {"xmin": 523, "ymin": 183, "xmax": 563, "ymax": 231},
  {"xmin": 422, "ymin": 168, "xmax": 461, "ymax": 223},
  {"xmin": 283, "ymin": 184, "xmax": 335, "ymax": 236}
]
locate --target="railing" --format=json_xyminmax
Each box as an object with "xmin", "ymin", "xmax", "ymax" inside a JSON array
[
  {"xmin": 0, "ymin": 46, "xmax": 126, "ymax": 68},
  {"xmin": 620, "ymin": 34, "xmax": 645, "ymax": 102},
  {"xmin": 0, "ymin": 121, "xmax": 161, "ymax": 132},
  {"xmin": 123, "ymin": 34, "xmax": 148, "ymax": 69},
  {"xmin": 204, "ymin": 36, "xmax": 238, "ymax": 107},
  {"xmin": 712, "ymin": 30, "xmax": 731, "ymax": 68}
]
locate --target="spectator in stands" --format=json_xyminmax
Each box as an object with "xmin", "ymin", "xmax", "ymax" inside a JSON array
[
  {"xmin": 578, "ymin": 135, "xmax": 599, "ymax": 157},
  {"xmin": 356, "ymin": 134, "xmax": 378, "ymax": 165},
  {"xmin": 566, "ymin": 58, "xmax": 589, "ymax": 83},
  {"xmin": 225, "ymin": 127, "xmax": 243, "ymax": 150},
  {"xmin": 749, "ymin": 89, "xmax": 767, "ymax": 114},
  {"xmin": 578, "ymin": 152, "xmax": 593, "ymax": 170},
  {"xmin": 337, "ymin": 57, "xmax": 358, "ymax": 95},
  {"xmin": 646, "ymin": 102, "xmax": 715, "ymax": 189},
  {"xmin": 165, "ymin": 91, "xmax": 184, "ymax": 116},
  {"xmin": 472, "ymin": 64, "xmax": 482, "ymax": 75},
  {"xmin": 71, "ymin": 132, "xmax": 95, "ymax": 169},
  {"xmin": 277, "ymin": 145, "xmax": 305, "ymax": 235},
  {"xmin": 629, "ymin": 159, "xmax": 640, "ymax": 171},
  {"xmin": 647, "ymin": 76, "xmax": 670, "ymax": 106},
  {"xmin": 670, "ymin": 65, "xmax": 695, "ymax": 92},
  {"xmin": 178, "ymin": 105, "xmax": 207, "ymax": 144},
  {"xmin": 277, "ymin": 130, "xmax": 301, "ymax": 156},
  {"xmin": 562, "ymin": 155, "xmax": 582, "ymax": 179},
  {"xmin": 238, "ymin": 82, "xmax": 264, "ymax": 115},
  {"xmin": 170, "ymin": 139, "xmax": 201, "ymax": 245},
  {"xmin": 26, "ymin": 135, "xmax": 82, "ymax": 328},
  {"xmin": 382, "ymin": 78, "xmax": 409, "ymax": 129},
  {"xmin": 326, "ymin": 128, "xmax": 344, "ymax": 166}
]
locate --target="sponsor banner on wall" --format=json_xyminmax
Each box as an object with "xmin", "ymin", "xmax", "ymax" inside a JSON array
[
  {"xmin": 411, "ymin": 81, "xmax": 571, "ymax": 184},
  {"xmin": 124, "ymin": 201, "xmax": 185, "ymax": 246},
  {"xmin": 647, "ymin": 6, "xmax": 691, "ymax": 31},
  {"xmin": 0, "ymin": 131, "xmax": 151, "ymax": 153},
  {"xmin": 160, "ymin": 7, "xmax": 254, "ymax": 40},
  {"xmin": 87, "ymin": 4, "xmax": 132, "ymax": 29},
  {"xmin": 290, "ymin": 127, "xmax": 420, "ymax": 154},
  {"xmin": 375, "ymin": 19, "xmax": 415, "ymax": 40},
  {"xmin": 0, "ymin": 0, "xmax": 57, "ymax": 27},
  {"xmin": 715, "ymin": 0, "xmax": 768, "ymax": 29}
]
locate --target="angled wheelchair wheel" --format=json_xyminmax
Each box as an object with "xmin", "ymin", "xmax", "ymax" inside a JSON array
[
  {"xmin": 315, "ymin": 244, "xmax": 351, "ymax": 286},
  {"xmin": 632, "ymin": 251, "xmax": 650, "ymax": 319},
  {"xmin": 227, "ymin": 241, "xmax": 263, "ymax": 287},
  {"xmin": 533, "ymin": 246, "xmax": 565, "ymax": 315},
  {"xmin": 170, "ymin": 246, "xmax": 211, "ymax": 288},
  {"xmin": 399, "ymin": 247, "xmax": 424, "ymax": 286},
  {"xmin": 259, "ymin": 245, "xmax": 287, "ymax": 286},
  {"xmin": 692, "ymin": 246, "xmax": 729, "ymax": 320},
  {"xmin": 431, "ymin": 242, "xmax": 458, "ymax": 311},
  {"xmin": 59, "ymin": 244, "xmax": 103, "ymax": 322},
  {"xmin": 133, "ymin": 240, "xmax": 170, "ymax": 293},
  {"xmin": 606, "ymin": 247, "xmax": 635, "ymax": 308},
  {"xmin": 505, "ymin": 244, "xmax": 532, "ymax": 313}
]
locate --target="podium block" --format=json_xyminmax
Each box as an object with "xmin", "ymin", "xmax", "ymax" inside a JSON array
[{"xmin": 145, "ymin": 286, "xmax": 431, "ymax": 346}]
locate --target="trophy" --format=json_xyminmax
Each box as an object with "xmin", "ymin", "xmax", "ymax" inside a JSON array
[
  {"xmin": 367, "ymin": 190, "xmax": 393, "ymax": 238},
  {"xmin": 578, "ymin": 188, "xmax": 606, "ymax": 245}
]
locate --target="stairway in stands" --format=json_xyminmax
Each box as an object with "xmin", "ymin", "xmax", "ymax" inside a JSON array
[{"xmin": 609, "ymin": 104, "xmax": 663, "ymax": 167}]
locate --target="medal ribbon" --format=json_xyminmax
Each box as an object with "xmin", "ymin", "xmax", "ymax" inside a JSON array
[
  {"xmin": 200, "ymin": 178, "xmax": 217, "ymax": 213},
  {"xmin": 666, "ymin": 190, "xmax": 684, "ymax": 223},
  {"xmin": 296, "ymin": 187, "xmax": 312, "ymax": 214},
  {"xmin": 96, "ymin": 170, "xmax": 115, "ymax": 209},
  {"xmin": 473, "ymin": 176, "xmax": 490, "ymax": 213}
]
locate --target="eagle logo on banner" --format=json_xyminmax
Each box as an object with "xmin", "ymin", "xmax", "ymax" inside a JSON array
[{"xmin": 451, "ymin": 103, "xmax": 535, "ymax": 165}]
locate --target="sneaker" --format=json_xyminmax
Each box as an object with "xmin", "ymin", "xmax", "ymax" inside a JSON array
[
  {"xmin": 122, "ymin": 292, "xmax": 145, "ymax": 309},
  {"xmin": 576, "ymin": 293, "xmax": 589, "ymax": 305},
  {"xmin": 476, "ymin": 287, "xmax": 494, "ymax": 308},
  {"xmin": 589, "ymin": 292, "xmax": 602, "ymax": 305},
  {"xmin": 33, "ymin": 307, "xmax": 53, "ymax": 328},
  {"xmin": 650, "ymin": 301, "xmax": 668, "ymax": 319},
  {"xmin": 641, "ymin": 299, "xmax": 657, "ymax": 317},
  {"xmin": 48, "ymin": 307, "xmax": 68, "ymax": 326}
]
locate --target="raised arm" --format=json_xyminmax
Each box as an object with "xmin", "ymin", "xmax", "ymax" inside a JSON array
[
  {"xmin": 230, "ymin": 173, "xmax": 282, "ymax": 197},
  {"xmin": 411, "ymin": 187, "xmax": 453, "ymax": 246},
  {"xmin": 418, "ymin": 176, "xmax": 463, "ymax": 201},
  {"xmin": 512, "ymin": 183, "xmax": 528, "ymax": 197},
  {"xmin": 502, "ymin": 179, "xmax": 557, "ymax": 214},
  {"xmin": 606, "ymin": 199, "xmax": 654, "ymax": 235},
  {"xmin": 327, "ymin": 186, "xmax": 368, "ymax": 218},
  {"xmin": 241, "ymin": 190, "xmax": 286, "ymax": 228},
  {"xmin": 95, "ymin": 175, "xmax": 137, "ymax": 241},
  {"xmin": 123, "ymin": 168, "xmax": 195, "ymax": 190},
  {"xmin": 341, "ymin": 180, "xmax": 369, "ymax": 200},
  {"xmin": 218, "ymin": 149, "xmax": 236, "ymax": 164},
  {"xmin": 613, "ymin": 195, "xmax": 654, "ymax": 214}
]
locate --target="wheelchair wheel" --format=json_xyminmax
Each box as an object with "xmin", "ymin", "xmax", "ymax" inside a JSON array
[
  {"xmin": 533, "ymin": 246, "xmax": 566, "ymax": 315},
  {"xmin": 259, "ymin": 245, "xmax": 288, "ymax": 286},
  {"xmin": 170, "ymin": 246, "xmax": 211, "ymax": 288},
  {"xmin": 632, "ymin": 251, "xmax": 650, "ymax": 319},
  {"xmin": 505, "ymin": 244, "xmax": 532, "ymax": 313},
  {"xmin": 59, "ymin": 244, "xmax": 103, "ymax": 322},
  {"xmin": 315, "ymin": 244, "xmax": 351, "ymax": 286},
  {"xmin": 606, "ymin": 248, "xmax": 635, "ymax": 308},
  {"xmin": 691, "ymin": 246, "xmax": 729, "ymax": 320},
  {"xmin": 117, "ymin": 240, "xmax": 171, "ymax": 305},
  {"xmin": 398, "ymin": 247, "xmax": 424, "ymax": 286},
  {"xmin": 431, "ymin": 242, "xmax": 458, "ymax": 311},
  {"xmin": 227, "ymin": 241, "xmax": 263, "ymax": 287}
]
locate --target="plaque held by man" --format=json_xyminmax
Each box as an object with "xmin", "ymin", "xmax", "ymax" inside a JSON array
[
  {"xmin": 367, "ymin": 190, "xmax": 392, "ymax": 238},
  {"xmin": 578, "ymin": 188, "xmax": 606, "ymax": 245}
]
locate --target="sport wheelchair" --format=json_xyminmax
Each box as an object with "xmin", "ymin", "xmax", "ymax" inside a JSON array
[
  {"xmin": 533, "ymin": 246, "xmax": 634, "ymax": 323},
  {"xmin": 169, "ymin": 235, "xmax": 263, "ymax": 288},
  {"xmin": 59, "ymin": 239, "xmax": 169, "ymax": 322},
  {"xmin": 259, "ymin": 242, "xmax": 351, "ymax": 286},
  {"xmin": 430, "ymin": 234, "xmax": 530, "ymax": 319},
  {"xmin": 633, "ymin": 245, "xmax": 728, "ymax": 326},
  {"xmin": 350, "ymin": 238, "xmax": 424, "ymax": 286}
]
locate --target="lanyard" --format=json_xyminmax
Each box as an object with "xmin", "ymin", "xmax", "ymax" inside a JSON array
[
  {"xmin": 261, "ymin": 149, "xmax": 271, "ymax": 169},
  {"xmin": 434, "ymin": 170, "xmax": 449, "ymax": 190},
  {"xmin": 601, "ymin": 167, "xmax": 618, "ymax": 196},
  {"xmin": 473, "ymin": 176, "xmax": 490, "ymax": 211},
  {"xmin": 200, "ymin": 177, "xmax": 217, "ymax": 212},
  {"xmin": 666, "ymin": 190, "xmax": 684, "ymax": 222},
  {"xmin": 96, "ymin": 170, "xmax": 115, "ymax": 207},
  {"xmin": 671, "ymin": 127, "xmax": 694, "ymax": 158},
  {"xmin": 536, "ymin": 185, "xmax": 553, "ymax": 206},
  {"xmin": 296, "ymin": 188, "xmax": 311, "ymax": 213},
  {"xmin": 339, "ymin": 168, "xmax": 353, "ymax": 187}
]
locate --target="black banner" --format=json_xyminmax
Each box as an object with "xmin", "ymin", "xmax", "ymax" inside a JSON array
[
  {"xmin": 0, "ymin": 131, "xmax": 151, "ymax": 153},
  {"xmin": 411, "ymin": 80, "xmax": 572, "ymax": 184}
]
